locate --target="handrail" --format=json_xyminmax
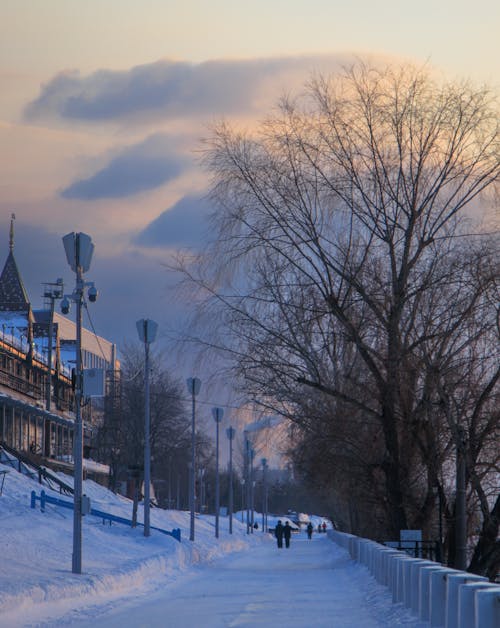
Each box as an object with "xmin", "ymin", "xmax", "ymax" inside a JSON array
[
  {"xmin": 30, "ymin": 490, "xmax": 181, "ymax": 542},
  {"xmin": 0, "ymin": 441, "xmax": 73, "ymax": 495}
]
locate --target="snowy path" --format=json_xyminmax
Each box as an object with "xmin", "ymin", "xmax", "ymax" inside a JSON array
[{"xmin": 38, "ymin": 534, "xmax": 424, "ymax": 628}]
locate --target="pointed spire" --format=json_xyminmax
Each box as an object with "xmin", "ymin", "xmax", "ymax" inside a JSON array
[
  {"xmin": 0, "ymin": 215, "xmax": 31, "ymax": 311},
  {"xmin": 9, "ymin": 213, "xmax": 15, "ymax": 252}
]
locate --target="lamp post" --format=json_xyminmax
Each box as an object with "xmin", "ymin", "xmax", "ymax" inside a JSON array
[
  {"xmin": 434, "ymin": 483, "xmax": 443, "ymax": 563},
  {"xmin": 136, "ymin": 318, "xmax": 158, "ymax": 537},
  {"xmin": 186, "ymin": 377, "xmax": 201, "ymax": 541},
  {"xmin": 226, "ymin": 426, "xmax": 235, "ymax": 534},
  {"xmin": 43, "ymin": 279, "xmax": 64, "ymax": 412},
  {"xmin": 61, "ymin": 232, "xmax": 96, "ymax": 575},
  {"xmin": 243, "ymin": 416, "xmax": 282, "ymax": 535},
  {"xmin": 243, "ymin": 431, "xmax": 250, "ymax": 534},
  {"xmin": 261, "ymin": 458, "xmax": 268, "ymax": 533},
  {"xmin": 249, "ymin": 446, "xmax": 255, "ymax": 532},
  {"xmin": 455, "ymin": 426, "xmax": 467, "ymax": 571},
  {"xmin": 212, "ymin": 407, "xmax": 224, "ymax": 538}
]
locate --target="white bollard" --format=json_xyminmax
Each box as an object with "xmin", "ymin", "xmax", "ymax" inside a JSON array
[
  {"xmin": 350, "ymin": 537, "xmax": 359, "ymax": 561},
  {"xmin": 403, "ymin": 558, "xmax": 427, "ymax": 610},
  {"xmin": 387, "ymin": 552, "xmax": 401, "ymax": 600},
  {"xmin": 430, "ymin": 568, "xmax": 459, "ymax": 627},
  {"xmin": 373, "ymin": 544, "xmax": 387, "ymax": 581},
  {"xmin": 458, "ymin": 582, "xmax": 498, "ymax": 628},
  {"xmin": 444, "ymin": 573, "xmax": 487, "ymax": 628},
  {"xmin": 419, "ymin": 565, "xmax": 449, "ymax": 622},
  {"xmin": 474, "ymin": 587, "xmax": 500, "ymax": 628},
  {"xmin": 381, "ymin": 549, "xmax": 402, "ymax": 587},
  {"xmin": 410, "ymin": 560, "xmax": 437, "ymax": 615},
  {"xmin": 366, "ymin": 542, "xmax": 376, "ymax": 574},
  {"xmin": 390, "ymin": 554, "xmax": 405, "ymax": 603},
  {"xmin": 394, "ymin": 556, "xmax": 416, "ymax": 604}
]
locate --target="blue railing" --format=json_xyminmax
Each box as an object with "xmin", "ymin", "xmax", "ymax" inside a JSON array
[{"xmin": 31, "ymin": 490, "xmax": 181, "ymax": 542}]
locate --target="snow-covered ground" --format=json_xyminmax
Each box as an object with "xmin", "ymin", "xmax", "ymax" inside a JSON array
[{"xmin": 0, "ymin": 460, "xmax": 427, "ymax": 627}]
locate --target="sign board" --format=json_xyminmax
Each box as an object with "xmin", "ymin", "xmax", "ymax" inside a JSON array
[
  {"xmin": 400, "ymin": 529, "xmax": 423, "ymax": 557},
  {"xmin": 83, "ymin": 368, "xmax": 105, "ymax": 397},
  {"xmin": 400, "ymin": 529, "xmax": 422, "ymax": 543},
  {"xmin": 136, "ymin": 318, "xmax": 158, "ymax": 344}
]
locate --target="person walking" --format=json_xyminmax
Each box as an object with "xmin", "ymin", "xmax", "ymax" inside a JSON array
[
  {"xmin": 307, "ymin": 522, "xmax": 313, "ymax": 539},
  {"xmin": 283, "ymin": 521, "xmax": 292, "ymax": 548},
  {"xmin": 275, "ymin": 520, "xmax": 284, "ymax": 548}
]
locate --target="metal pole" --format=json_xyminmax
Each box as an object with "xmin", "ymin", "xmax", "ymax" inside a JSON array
[
  {"xmin": 186, "ymin": 378, "xmax": 200, "ymax": 541},
  {"xmin": 245, "ymin": 436, "xmax": 250, "ymax": 534},
  {"xmin": 261, "ymin": 458, "xmax": 267, "ymax": 533},
  {"xmin": 265, "ymin": 468, "xmax": 268, "ymax": 533},
  {"xmin": 250, "ymin": 448, "xmax": 254, "ymax": 533},
  {"xmin": 215, "ymin": 417, "xmax": 220, "ymax": 538},
  {"xmin": 455, "ymin": 427, "xmax": 467, "ymax": 570},
  {"xmin": 46, "ymin": 296, "xmax": 55, "ymax": 412},
  {"xmin": 72, "ymin": 261, "xmax": 83, "ymax": 574},
  {"xmin": 227, "ymin": 427, "xmax": 235, "ymax": 535},
  {"xmin": 143, "ymin": 336, "xmax": 151, "ymax": 537},
  {"xmin": 190, "ymin": 389, "xmax": 196, "ymax": 541}
]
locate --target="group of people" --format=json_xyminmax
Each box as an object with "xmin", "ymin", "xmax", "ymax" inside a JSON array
[
  {"xmin": 275, "ymin": 520, "xmax": 328, "ymax": 546},
  {"xmin": 274, "ymin": 520, "xmax": 293, "ymax": 548},
  {"xmin": 306, "ymin": 522, "xmax": 326, "ymax": 538}
]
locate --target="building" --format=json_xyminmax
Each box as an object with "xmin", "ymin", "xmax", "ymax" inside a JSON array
[{"xmin": 0, "ymin": 216, "xmax": 119, "ymax": 470}]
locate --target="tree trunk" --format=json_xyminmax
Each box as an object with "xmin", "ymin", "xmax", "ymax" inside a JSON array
[{"xmin": 468, "ymin": 494, "xmax": 500, "ymax": 581}]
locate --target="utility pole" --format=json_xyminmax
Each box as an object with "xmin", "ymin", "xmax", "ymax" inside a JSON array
[
  {"xmin": 43, "ymin": 279, "xmax": 63, "ymax": 412},
  {"xmin": 455, "ymin": 426, "xmax": 467, "ymax": 570},
  {"xmin": 186, "ymin": 378, "xmax": 201, "ymax": 541},
  {"xmin": 61, "ymin": 232, "xmax": 97, "ymax": 575}
]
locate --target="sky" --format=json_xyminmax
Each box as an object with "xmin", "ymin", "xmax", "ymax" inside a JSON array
[
  {"xmin": 0, "ymin": 457, "xmax": 428, "ymax": 627},
  {"xmin": 0, "ymin": 1, "xmax": 498, "ymax": 381}
]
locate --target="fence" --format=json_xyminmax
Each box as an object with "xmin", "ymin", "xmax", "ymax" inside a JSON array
[
  {"xmin": 31, "ymin": 490, "xmax": 181, "ymax": 542},
  {"xmin": 328, "ymin": 529, "xmax": 500, "ymax": 628}
]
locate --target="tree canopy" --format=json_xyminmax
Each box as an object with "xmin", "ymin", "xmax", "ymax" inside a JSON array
[{"xmin": 177, "ymin": 63, "xmax": 499, "ymax": 578}]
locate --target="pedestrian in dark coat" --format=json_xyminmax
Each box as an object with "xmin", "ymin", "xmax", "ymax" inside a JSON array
[
  {"xmin": 307, "ymin": 522, "xmax": 313, "ymax": 539},
  {"xmin": 283, "ymin": 521, "xmax": 292, "ymax": 548},
  {"xmin": 275, "ymin": 520, "xmax": 284, "ymax": 548}
]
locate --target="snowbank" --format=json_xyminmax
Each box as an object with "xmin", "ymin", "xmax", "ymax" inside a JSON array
[{"xmin": 0, "ymin": 461, "xmax": 266, "ymax": 623}]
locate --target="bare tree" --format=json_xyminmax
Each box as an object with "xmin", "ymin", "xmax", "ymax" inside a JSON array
[
  {"xmin": 96, "ymin": 344, "xmax": 192, "ymax": 505},
  {"xmin": 175, "ymin": 62, "xmax": 499, "ymax": 571}
]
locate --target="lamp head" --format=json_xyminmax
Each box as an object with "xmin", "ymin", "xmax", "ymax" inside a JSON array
[
  {"xmin": 212, "ymin": 407, "xmax": 224, "ymax": 423},
  {"xmin": 61, "ymin": 297, "xmax": 71, "ymax": 315},
  {"xmin": 62, "ymin": 232, "xmax": 94, "ymax": 273}
]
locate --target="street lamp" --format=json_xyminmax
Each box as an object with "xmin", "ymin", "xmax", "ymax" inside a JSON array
[
  {"xmin": 212, "ymin": 407, "xmax": 224, "ymax": 538},
  {"xmin": 261, "ymin": 458, "xmax": 268, "ymax": 533},
  {"xmin": 43, "ymin": 278, "xmax": 64, "ymax": 412},
  {"xmin": 226, "ymin": 426, "xmax": 236, "ymax": 534},
  {"xmin": 136, "ymin": 318, "xmax": 158, "ymax": 537},
  {"xmin": 243, "ymin": 432, "xmax": 251, "ymax": 534},
  {"xmin": 243, "ymin": 416, "xmax": 282, "ymax": 535},
  {"xmin": 61, "ymin": 232, "xmax": 97, "ymax": 575},
  {"xmin": 186, "ymin": 377, "xmax": 201, "ymax": 541},
  {"xmin": 249, "ymin": 446, "xmax": 255, "ymax": 532},
  {"xmin": 455, "ymin": 426, "xmax": 467, "ymax": 571}
]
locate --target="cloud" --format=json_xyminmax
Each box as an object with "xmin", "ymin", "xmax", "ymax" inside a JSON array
[
  {"xmin": 25, "ymin": 55, "xmax": 351, "ymax": 122},
  {"xmin": 134, "ymin": 195, "xmax": 213, "ymax": 249},
  {"xmin": 61, "ymin": 133, "xmax": 187, "ymax": 199}
]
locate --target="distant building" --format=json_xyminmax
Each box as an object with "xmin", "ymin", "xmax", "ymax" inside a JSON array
[{"xmin": 0, "ymin": 216, "xmax": 119, "ymax": 469}]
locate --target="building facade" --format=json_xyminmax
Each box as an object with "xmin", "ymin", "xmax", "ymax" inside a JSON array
[{"xmin": 0, "ymin": 217, "xmax": 119, "ymax": 467}]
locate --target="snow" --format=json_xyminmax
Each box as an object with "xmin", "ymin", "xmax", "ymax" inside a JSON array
[{"xmin": 0, "ymin": 461, "xmax": 428, "ymax": 627}]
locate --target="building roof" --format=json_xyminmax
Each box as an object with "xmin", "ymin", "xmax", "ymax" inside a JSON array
[
  {"xmin": 0, "ymin": 218, "xmax": 118, "ymax": 372},
  {"xmin": 0, "ymin": 217, "xmax": 31, "ymax": 313}
]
